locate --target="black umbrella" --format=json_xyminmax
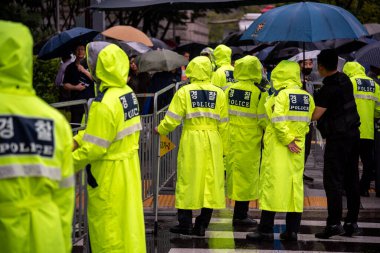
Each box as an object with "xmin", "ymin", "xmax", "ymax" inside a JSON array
[
  {"xmin": 38, "ymin": 27, "xmax": 99, "ymax": 60},
  {"xmin": 355, "ymin": 41, "xmax": 380, "ymax": 70},
  {"xmin": 136, "ymin": 49, "xmax": 188, "ymax": 72},
  {"xmin": 176, "ymin": 42, "xmax": 207, "ymax": 59}
]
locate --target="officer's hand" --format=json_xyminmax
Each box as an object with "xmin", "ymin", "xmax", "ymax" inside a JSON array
[
  {"xmin": 154, "ymin": 126, "xmax": 159, "ymax": 135},
  {"xmin": 73, "ymin": 140, "xmax": 79, "ymax": 151},
  {"xmin": 288, "ymin": 139, "xmax": 301, "ymax": 153}
]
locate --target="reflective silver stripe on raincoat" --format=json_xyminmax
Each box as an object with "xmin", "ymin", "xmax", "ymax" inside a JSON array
[
  {"xmin": 229, "ymin": 109, "xmax": 258, "ymax": 118},
  {"xmin": 186, "ymin": 111, "xmax": 221, "ymax": 121},
  {"xmin": 83, "ymin": 133, "xmax": 111, "ymax": 148},
  {"xmin": 354, "ymin": 94, "xmax": 379, "ymax": 101},
  {"xmin": 220, "ymin": 117, "xmax": 229, "ymax": 122},
  {"xmin": 271, "ymin": 116, "xmax": 310, "ymax": 123},
  {"xmin": 166, "ymin": 110, "xmax": 182, "ymax": 121},
  {"xmin": 59, "ymin": 175, "xmax": 75, "ymax": 188},
  {"xmin": 258, "ymin": 113, "xmax": 268, "ymax": 119},
  {"xmin": 115, "ymin": 122, "xmax": 143, "ymax": 141},
  {"xmin": 0, "ymin": 164, "xmax": 61, "ymax": 180}
]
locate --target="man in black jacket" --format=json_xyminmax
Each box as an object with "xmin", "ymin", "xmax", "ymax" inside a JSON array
[{"xmin": 312, "ymin": 49, "xmax": 361, "ymax": 239}]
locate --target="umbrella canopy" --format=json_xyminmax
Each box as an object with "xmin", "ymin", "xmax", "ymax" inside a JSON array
[
  {"xmin": 118, "ymin": 41, "xmax": 152, "ymax": 57},
  {"xmin": 364, "ymin": 23, "xmax": 380, "ymax": 36},
  {"xmin": 176, "ymin": 42, "xmax": 207, "ymax": 59},
  {"xmin": 136, "ymin": 49, "xmax": 188, "ymax": 72},
  {"xmin": 102, "ymin": 25, "xmax": 153, "ymax": 46},
  {"xmin": 288, "ymin": 50, "xmax": 346, "ymax": 71},
  {"xmin": 354, "ymin": 41, "xmax": 380, "ymax": 70},
  {"xmin": 241, "ymin": 2, "xmax": 368, "ymax": 43},
  {"xmin": 150, "ymin": 38, "xmax": 171, "ymax": 50},
  {"xmin": 38, "ymin": 27, "xmax": 99, "ymax": 60}
]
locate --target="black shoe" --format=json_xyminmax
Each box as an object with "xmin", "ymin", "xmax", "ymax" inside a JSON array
[
  {"xmin": 360, "ymin": 190, "xmax": 370, "ymax": 197},
  {"xmin": 343, "ymin": 222, "xmax": 362, "ymax": 236},
  {"xmin": 303, "ymin": 174, "xmax": 314, "ymax": 182},
  {"xmin": 170, "ymin": 225, "xmax": 193, "ymax": 235},
  {"xmin": 315, "ymin": 224, "xmax": 344, "ymax": 239},
  {"xmin": 246, "ymin": 231, "xmax": 274, "ymax": 242},
  {"xmin": 233, "ymin": 217, "xmax": 258, "ymax": 227},
  {"xmin": 280, "ymin": 231, "xmax": 298, "ymax": 241},
  {"xmin": 192, "ymin": 224, "xmax": 206, "ymax": 236}
]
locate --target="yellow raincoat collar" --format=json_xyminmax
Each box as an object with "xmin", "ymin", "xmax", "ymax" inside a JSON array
[
  {"xmin": 343, "ymin": 62, "xmax": 367, "ymax": 78},
  {"xmin": 271, "ymin": 60, "xmax": 302, "ymax": 91},
  {"xmin": 87, "ymin": 42, "xmax": 129, "ymax": 92},
  {"xmin": 213, "ymin": 44, "xmax": 232, "ymax": 68},
  {"xmin": 0, "ymin": 20, "xmax": 35, "ymax": 96},
  {"xmin": 234, "ymin": 55, "xmax": 262, "ymax": 83},
  {"xmin": 185, "ymin": 56, "xmax": 213, "ymax": 83}
]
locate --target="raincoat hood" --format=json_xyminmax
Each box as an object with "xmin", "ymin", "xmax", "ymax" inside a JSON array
[
  {"xmin": 213, "ymin": 44, "xmax": 232, "ymax": 68},
  {"xmin": 0, "ymin": 20, "xmax": 34, "ymax": 95},
  {"xmin": 271, "ymin": 60, "xmax": 302, "ymax": 91},
  {"xmin": 87, "ymin": 41, "xmax": 129, "ymax": 92},
  {"xmin": 234, "ymin": 55, "xmax": 262, "ymax": 83},
  {"xmin": 185, "ymin": 56, "xmax": 212, "ymax": 82},
  {"xmin": 343, "ymin": 62, "xmax": 366, "ymax": 78}
]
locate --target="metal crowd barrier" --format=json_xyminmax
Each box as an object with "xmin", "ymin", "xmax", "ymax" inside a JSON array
[{"xmin": 50, "ymin": 83, "xmax": 184, "ymax": 251}]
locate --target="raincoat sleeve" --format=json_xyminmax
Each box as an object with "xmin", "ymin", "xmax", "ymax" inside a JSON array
[
  {"xmin": 52, "ymin": 121, "xmax": 75, "ymax": 253},
  {"xmin": 73, "ymin": 130, "xmax": 85, "ymax": 147},
  {"xmin": 376, "ymin": 83, "xmax": 380, "ymax": 118},
  {"xmin": 211, "ymin": 70, "xmax": 224, "ymax": 88},
  {"xmin": 72, "ymin": 101, "xmax": 116, "ymax": 171},
  {"xmin": 157, "ymin": 88, "xmax": 186, "ymax": 135},
  {"xmin": 218, "ymin": 91, "xmax": 229, "ymax": 156},
  {"xmin": 271, "ymin": 92, "xmax": 295, "ymax": 145},
  {"xmin": 258, "ymin": 91, "xmax": 269, "ymax": 131}
]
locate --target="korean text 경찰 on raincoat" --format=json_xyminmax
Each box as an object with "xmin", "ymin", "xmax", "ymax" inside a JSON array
[
  {"xmin": 157, "ymin": 56, "xmax": 228, "ymax": 209},
  {"xmin": 0, "ymin": 21, "xmax": 75, "ymax": 253},
  {"xmin": 260, "ymin": 60, "xmax": 315, "ymax": 213},
  {"xmin": 72, "ymin": 42, "xmax": 146, "ymax": 253},
  {"xmin": 212, "ymin": 44, "xmax": 235, "ymax": 90},
  {"xmin": 224, "ymin": 55, "xmax": 264, "ymax": 201},
  {"xmin": 343, "ymin": 62, "xmax": 380, "ymax": 140}
]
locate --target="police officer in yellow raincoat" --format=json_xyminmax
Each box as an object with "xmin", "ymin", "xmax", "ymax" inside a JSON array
[
  {"xmin": 224, "ymin": 56, "xmax": 264, "ymax": 226},
  {"xmin": 0, "ymin": 21, "xmax": 75, "ymax": 253},
  {"xmin": 246, "ymin": 60, "xmax": 315, "ymax": 242},
  {"xmin": 156, "ymin": 56, "xmax": 228, "ymax": 236},
  {"xmin": 343, "ymin": 62, "xmax": 380, "ymax": 196},
  {"xmin": 72, "ymin": 42, "xmax": 146, "ymax": 253},
  {"xmin": 212, "ymin": 44, "xmax": 235, "ymax": 90}
]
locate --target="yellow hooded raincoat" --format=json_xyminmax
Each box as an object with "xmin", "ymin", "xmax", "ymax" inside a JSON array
[
  {"xmin": 211, "ymin": 45, "xmax": 235, "ymax": 90},
  {"xmin": 72, "ymin": 42, "xmax": 146, "ymax": 253},
  {"xmin": 0, "ymin": 21, "xmax": 75, "ymax": 253},
  {"xmin": 224, "ymin": 56, "xmax": 264, "ymax": 201},
  {"xmin": 260, "ymin": 61, "xmax": 315, "ymax": 213},
  {"xmin": 157, "ymin": 56, "xmax": 228, "ymax": 209},
  {"xmin": 343, "ymin": 62, "xmax": 380, "ymax": 140}
]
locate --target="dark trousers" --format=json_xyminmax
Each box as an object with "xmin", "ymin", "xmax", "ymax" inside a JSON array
[
  {"xmin": 70, "ymin": 105, "xmax": 85, "ymax": 127},
  {"xmin": 304, "ymin": 126, "xmax": 313, "ymax": 163},
  {"xmin": 359, "ymin": 139, "xmax": 375, "ymax": 192},
  {"xmin": 259, "ymin": 210, "xmax": 302, "ymax": 234},
  {"xmin": 324, "ymin": 134, "xmax": 360, "ymax": 225},
  {"xmin": 178, "ymin": 208, "xmax": 213, "ymax": 228},
  {"xmin": 233, "ymin": 201, "xmax": 249, "ymax": 220}
]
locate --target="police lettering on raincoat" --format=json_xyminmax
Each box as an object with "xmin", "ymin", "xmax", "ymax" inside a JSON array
[
  {"xmin": 260, "ymin": 60, "xmax": 315, "ymax": 213},
  {"xmin": 0, "ymin": 21, "xmax": 75, "ymax": 253},
  {"xmin": 212, "ymin": 45, "xmax": 235, "ymax": 90},
  {"xmin": 72, "ymin": 42, "xmax": 146, "ymax": 253},
  {"xmin": 157, "ymin": 56, "xmax": 228, "ymax": 210},
  {"xmin": 224, "ymin": 55, "xmax": 265, "ymax": 202},
  {"xmin": 343, "ymin": 62, "xmax": 380, "ymax": 140}
]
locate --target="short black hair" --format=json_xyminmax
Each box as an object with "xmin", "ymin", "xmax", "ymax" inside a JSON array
[{"xmin": 317, "ymin": 49, "xmax": 338, "ymax": 71}]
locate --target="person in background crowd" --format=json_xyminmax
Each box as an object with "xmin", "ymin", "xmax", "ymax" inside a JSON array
[
  {"xmin": 343, "ymin": 62, "xmax": 380, "ymax": 197},
  {"xmin": 246, "ymin": 60, "xmax": 315, "ymax": 242},
  {"xmin": 72, "ymin": 41, "xmax": 146, "ymax": 252},
  {"xmin": 180, "ymin": 51, "xmax": 190, "ymax": 81},
  {"xmin": 368, "ymin": 65, "xmax": 380, "ymax": 85},
  {"xmin": 313, "ymin": 49, "xmax": 361, "ymax": 239},
  {"xmin": 212, "ymin": 44, "xmax": 235, "ymax": 90},
  {"xmin": 63, "ymin": 44, "xmax": 95, "ymax": 126},
  {"xmin": 0, "ymin": 20, "xmax": 75, "ymax": 253},
  {"xmin": 155, "ymin": 56, "xmax": 228, "ymax": 236},
  {"xmin": 298, "ymin": 58, "xmax": 317, "ymax": 182},
  {"xmin": 128, "ymin": 55, "xmax": 151, "ymax": 108},
  {"xmin": 224, "ymin": 55, "xmax": 265, "ymax": 227},
  {"xmin": 55, "ymin": 53, "xmax": 74, "ymax": 102}
]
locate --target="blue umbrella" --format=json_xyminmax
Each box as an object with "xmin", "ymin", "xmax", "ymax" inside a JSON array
[
  {"xmin": 240, "ymin": 2, "xmax": 368, "ymax": 43},
  {"xmin": 38, "ymin": 27, "xmax": 99, "ymax": 60}
]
